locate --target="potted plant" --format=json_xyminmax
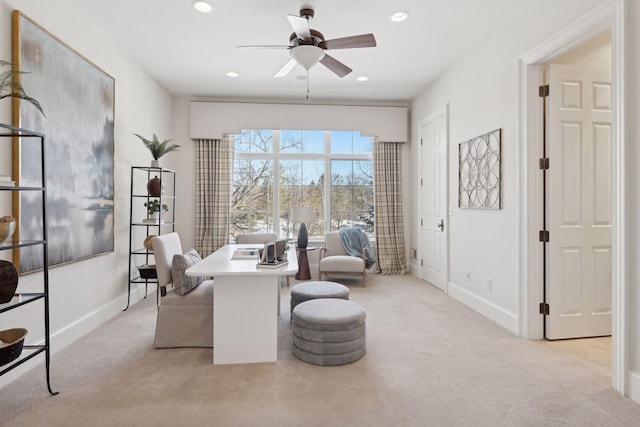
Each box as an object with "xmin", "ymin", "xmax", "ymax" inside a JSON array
[
  {"xmin": 134, "ymin": 133, "xmax": 181, "ymax": 168},
  {"xmin": 144, "ymin": 199, "xmax": 168, "ymax": 220},
  {"xmin": 0, "ymin": 60, "xmax": 45, "ymax": 117}
]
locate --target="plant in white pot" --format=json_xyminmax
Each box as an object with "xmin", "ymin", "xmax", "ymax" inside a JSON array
[{"xmin": 134, "ymin": 133, "xmax": 181, "ymax": 168}]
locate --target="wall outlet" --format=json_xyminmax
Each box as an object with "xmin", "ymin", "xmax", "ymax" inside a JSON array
[
  {"xmin": 466, "ymin": 272, "xmax": 471, "ymax": 282},
  {"xmin": 486, "ymin": 278, "xmax": 492, "ymax": 292}
]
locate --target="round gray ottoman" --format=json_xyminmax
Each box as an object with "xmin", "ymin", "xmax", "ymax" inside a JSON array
[
  {"xmin": 292, "ymin": 298, "xmax": 366, "ymax": 366},
  {"xmin": 290, "ymin": 281, "xmax": 349, "ymax": 315}
]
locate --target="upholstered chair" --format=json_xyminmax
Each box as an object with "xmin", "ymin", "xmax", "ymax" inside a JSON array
[
  {"xmin": 152, "ymin": 232, "xmax": 214, "ymax": 348},
  {"xmin": 318, "ymin": 231, "xmax": 367, "ymax": 286},
  {"xmin": 235, "ymin": 232, "xmax": 278, "ymax": 244}
]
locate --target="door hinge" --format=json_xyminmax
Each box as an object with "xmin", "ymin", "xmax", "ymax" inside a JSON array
[
  {"xmin": 538, "ymin": 158, "xmax": 549, "ymax": 170},
  {"xmin": 539, "ymin": 230, "xmax": 549, "ymax": 242},
  {"xmin": 421, "ymin": 218, "xmax": 423, "ymax": 226},
  {"xmin": 420, "ymin": 259, "xmax": 424, "ymax": 267},
  {"xmin": 420, "ymin": 178, "xmax": 423, "ymax": 186},
  {"xmin": 539, "ymin": 84, "xmax": 549, "ymax": 97},
  {"xmin": 539, "ymin": 302, "xmax": 550, "ymax": 315}
]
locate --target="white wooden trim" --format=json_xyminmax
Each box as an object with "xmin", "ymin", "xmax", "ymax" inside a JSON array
[
  {"xmin": 518, "ymin": 0, "xmax": 626, "ymax": 395},
  {"xmin": 448, "ymin": 282, "xmax": 519, "ymax": 335}
]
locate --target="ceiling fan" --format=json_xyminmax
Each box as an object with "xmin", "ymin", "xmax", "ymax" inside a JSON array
[{"xmin": 237, "ymin": 8, "xmax": 376, "ymax": 79}]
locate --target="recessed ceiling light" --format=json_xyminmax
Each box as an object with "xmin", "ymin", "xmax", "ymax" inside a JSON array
[
  {"xmin": 192, "ymin": 1, "xmax": 214, "ymax": 13},
  {"xmin": 226, "ymin": 71, "xmax": 239, "ymax": 78},
  {"xmin": 356, "ymin": 76, "xmax": 368, "ymax": 82},
  {"xmin": 389, "ymin": 11, "xmax": 409, "ymax": 22}
]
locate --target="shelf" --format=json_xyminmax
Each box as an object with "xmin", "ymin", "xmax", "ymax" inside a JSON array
[
  {"xmin": 0, "ymin": 293, "xmax": 45, "ymax": 314},
  {"xmin": 125, "ymin": 166, "xmax": 175, "ymax": 311},
  {"xmin": 0, "ymin": 345, "xmax": 46, "ymax": 376},
  {"xmin": 0, "ymin": 122, "xmax": 55, "ymax": 395},
  {"xmin": 0, "ymin": 239, "xmax": 47, "ymax": 250}
]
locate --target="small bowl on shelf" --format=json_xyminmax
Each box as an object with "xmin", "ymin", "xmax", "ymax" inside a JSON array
[
  {"xmin": 137, "ymin": 264, "xmax": 157, "ymax": 279},
  {"xmin": 0, "ymin": 328, "xmax": 28, "ymax": 366}
]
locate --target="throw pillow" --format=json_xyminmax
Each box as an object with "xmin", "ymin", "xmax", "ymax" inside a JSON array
[{"xmin": 171, "ymin": 248, "xmax": 204, "ymax": 295}]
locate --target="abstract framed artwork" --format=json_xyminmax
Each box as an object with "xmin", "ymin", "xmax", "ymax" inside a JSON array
[
  {"xmin": 12, "ymin": 11, "xmax": 114, "ymax": 274},
  {"xmin": 458, "ymin": 128, "xmax": 502, "ymax": 209}
]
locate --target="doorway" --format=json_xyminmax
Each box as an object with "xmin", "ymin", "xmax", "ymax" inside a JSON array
[
  {"xmin": 519, "ymin": 1, "xmax": 626, "ymax": 393},
  {"xmin": 542, "ymin": 31, "xmax": 612, "ymax": 341},
  {"xmin": 418, "ymin": 105, "xmax": 448, "ymax": 291}
]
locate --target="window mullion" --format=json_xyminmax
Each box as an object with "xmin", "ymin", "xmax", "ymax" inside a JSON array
[{"xmin": 273, "ymin": 130, "xmax": 280, "ymax": 236}]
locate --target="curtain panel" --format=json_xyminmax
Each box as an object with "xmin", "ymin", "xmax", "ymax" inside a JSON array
[
  {"xmin": 372, "ymin": 141, "xmax": 407, "ymax": 275},
  {"xmin": 194, "ymin": 136, "xmax": 233, "ymax": 256}
]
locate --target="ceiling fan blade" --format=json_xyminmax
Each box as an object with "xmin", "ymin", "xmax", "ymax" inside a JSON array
[
  {"xmin": 320, "ymin": 34, "xmax": 377, "ymax": 50},
  {"xmin": 319, "ymin": 54, "xmax": 352, "ymax": 78},
  {"xmin": 273, "ymin": 58, "xmax": 298, "ymax": 78},
  {"xmin": 287, "ymin": 14, "xmax": 311, "ymax": 42},
  {"xmin": 236, "ymin": 45, "xmax": 290, "ymax": 49}
]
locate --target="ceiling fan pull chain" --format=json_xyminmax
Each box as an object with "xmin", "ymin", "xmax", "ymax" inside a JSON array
[{"xmin": 306, "ymin": 71, "xmax": 310, "ymax": 99}]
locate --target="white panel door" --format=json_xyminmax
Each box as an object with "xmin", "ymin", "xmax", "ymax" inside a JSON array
[
  {"xmin": 546, "ymin": 64, "xmax": 611, "ymax": 340},
  {"xmin": 420, "ymin": 107, "xmax": 448, "ymax": 291}
]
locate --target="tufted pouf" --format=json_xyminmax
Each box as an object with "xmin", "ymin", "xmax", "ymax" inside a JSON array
[
  {"xmin": 292, "ymin": 298, "xmax": 366, "ymax": 366},
  {"xmin": 290, "ymin": 281, "xmax": 349, "ymax": 315}
]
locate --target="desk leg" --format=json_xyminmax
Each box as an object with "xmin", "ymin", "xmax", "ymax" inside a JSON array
[
  {"xmin": 213, "ymin": 275, "xmax": 279, "ymax": 364},
  {"xmin": 295, "ymin": 250, "xmax": 311, "ymax": 280}
]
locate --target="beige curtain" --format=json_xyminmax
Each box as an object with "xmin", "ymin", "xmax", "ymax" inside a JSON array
[
  {"xmin": 194, "ymin": 135, "xmax": 233, "ymax": 256},
  {"xmin": 372, "ymin": 141, "xmax": 407, "ymax": 275}
]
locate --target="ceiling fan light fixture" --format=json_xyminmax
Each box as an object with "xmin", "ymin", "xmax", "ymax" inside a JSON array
[
  {"xmin": 389, "ymin": 11, "xmax": 410, "ymax": 22},
  {"xmin": 290, "ymin": 45, "xmax": 325, "ymax": 71},
  {"xmin": 192, "ymin": 1, "xmax": 214, "ymax": 13},
  {"xmin": 226, "ymin": 71, "xmax": 239, "ymax": 78},
  {"xmin": 357, "ymin": 76, "xmax": 369, "ymax": 82}
]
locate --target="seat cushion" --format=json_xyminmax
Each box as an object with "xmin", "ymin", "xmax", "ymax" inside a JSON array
[
  {"xmin": 319, "ymin": 255, "xmax": 364, "ymax": 273},
  {"xmin": 292, "ymin": 299, "xmax": 366, "ymax": 331},
  {"xmin": 162, "ymin": 279, "xmax": 214, "ymax": 306},
  {"xmin": 290, "ymin": 281, "xmax": 350, "ymax": 301},
  {"xmin": 171, "ymin": 248, "xmax": 205, "ymax": 295}
]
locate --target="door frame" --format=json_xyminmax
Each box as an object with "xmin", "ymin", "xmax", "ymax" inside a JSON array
[
  {"xmin": 518, "ymin": 0, "xmax": 626, "ymax": 392},
  {"xmin": 418, "ymin": 104, "xmax": 449, "ymax": 290}
]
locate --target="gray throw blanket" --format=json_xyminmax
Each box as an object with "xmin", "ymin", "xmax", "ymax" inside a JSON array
[{"xmin": 339, "ymin": 228, "xmax": 377, "ymax": 269}]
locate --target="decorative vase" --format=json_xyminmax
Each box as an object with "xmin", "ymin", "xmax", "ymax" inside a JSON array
[
  {"xmin": 0, "ymin": 260, "xmax": 18, "ymax": 303},
  {"xmin": 151, "ymin": 159, "xmax": 160, "ymax": 168},
  {"xmin": 0, "ymin": 217, "xmax": 16, "ymax": 243},
  {"xmin": 297, "ymin": 223, "xmax": 308, "ymax": 249},
  {"xmin": 143, "ymin": 235, "xmax": 156, "ymax": 251},
  {"xmin": 147, "ymin": 176, "xmax": 163, "ymax": 197}
]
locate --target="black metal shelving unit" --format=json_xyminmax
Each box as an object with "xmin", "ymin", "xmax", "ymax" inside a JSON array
[
  {"xmin": 124, "ymin": 166, "xmax": 175, "ymax": 311},
  {"xmin": 0, "ymin": 122, "xmax": 57, "ymax": 395}
]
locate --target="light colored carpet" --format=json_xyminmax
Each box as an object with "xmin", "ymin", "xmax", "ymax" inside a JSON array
[{"xmin": 2, "ymin": 274, "xmax": 639, "ymax": 426}]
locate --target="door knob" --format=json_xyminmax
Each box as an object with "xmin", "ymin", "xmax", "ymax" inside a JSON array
[{"xmin": 437, "ymin": 219, "xmax": 444, "ymax": 231}]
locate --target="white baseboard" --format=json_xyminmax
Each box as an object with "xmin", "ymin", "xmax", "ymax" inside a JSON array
[
  {"xmin": 628, "ymin": 369, "xmax": 640, "ymax": 404},
  {"xmin": 408, "ymin": 260, "xmax": 422, "ymax": 279},
  {"xmin": 448, "ymin": 281, "xmax": 519, "ymax": 335}
]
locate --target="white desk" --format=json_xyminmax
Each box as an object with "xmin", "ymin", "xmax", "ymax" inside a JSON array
[{"xmin": 186, "ymin": 244, "xmax": 298, "ymax": 365}]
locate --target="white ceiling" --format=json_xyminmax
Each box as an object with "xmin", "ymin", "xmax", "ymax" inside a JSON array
[{"xmin": 68, "ymin": 0, "xmax": 600, "ymax": 103}]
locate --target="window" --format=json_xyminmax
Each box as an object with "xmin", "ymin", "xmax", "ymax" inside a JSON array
[{"xmin": 231, "ymin": 129, "xmax": 374, "ymax": 241}]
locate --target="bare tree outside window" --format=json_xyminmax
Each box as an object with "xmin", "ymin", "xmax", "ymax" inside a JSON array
[{"xmin": 231, "ymin": 129, "xmax": 374, "ymax": 241}]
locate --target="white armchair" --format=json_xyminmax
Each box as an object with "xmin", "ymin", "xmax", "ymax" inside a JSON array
[
  {"xmin": 318, "ymin": 231, "xmax": 367, "ymax": 287},
  {"xmin": 152, "ymin": 232, "xmax": 214, "ymax": 348}
]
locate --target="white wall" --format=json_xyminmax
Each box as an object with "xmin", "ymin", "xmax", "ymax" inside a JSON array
[
  {"xmin": 0, "ymin": 0, "xmax": 173, "ymax": 386},
  {"xmin": 408, "ymin": 0, "xmax": 612, "ymax": 334}
]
